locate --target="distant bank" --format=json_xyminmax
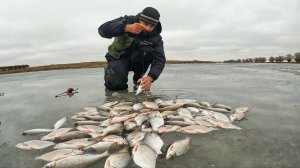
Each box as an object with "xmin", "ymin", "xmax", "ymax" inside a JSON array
[{"xmin": 0, "ymin": 60, "xmax": 215, "ymax": 75}]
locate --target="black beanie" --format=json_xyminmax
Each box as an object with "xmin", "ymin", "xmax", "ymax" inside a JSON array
[{"xmin": 139, "ymin": 7, "xmax": 160, "ymax": 25}]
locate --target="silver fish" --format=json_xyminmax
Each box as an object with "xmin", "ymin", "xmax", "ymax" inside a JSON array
[
  {"xmin": 143, "ymin": 101, "xmax": 159, "ymax": 110},
  {"xmin": 41, "ymin": 128, "xmax": 73, "ymax": 141},
  {"xmin": 16, "ymin": 140, "xmax": 55, "ymax": 150},
  {"xmin": 135, "ymin": 85, "xmax": 144, "ymax": 95},
  {"xmin": 101, "ymin": 123, "xmax": 123, "ymax": 136},
  {"xmin": 149, "ymin": 116, "xmax": 164, "ymax": 131},
  {"xmin": 177, "ymin": 125, "xmax": 218, "ymax": 134},
  {"xmin": 76, "ymin": 125, "xmax": 104, "ymax": 133},
  {"xmin": 53, "ymin": 131, "xmax": 90, "ymax": 142},
  {"xmin": 35, "ymin": 149, "xmax": 84, "ymax": 162},
  {"xmin": 158, "ymin": 103, "xmax": 183, "ymax": 111},
  {"xmin": 234, "ymin": 107, "xmax": 249, "ymax": 113},
  {"xmin": 132, "ymin": 143, "xmax": 157, "ymax": 168},
  {"xmin": 126, "ymin": 131, "xmax": 146, "ymax": 147},
  {"xmin": 83, "ymin": 141, "xmax": 115, "ymax": 153},
  {"xmin": 205, "ymin": 107, "xmax": 231, "ymax": 113},
  {"xmin": 157, "ymin": 125, "xmax": 180, "ymax": 134},
  {"xmin": 22, "ymin": 129, "xmax": 53, "ymax": 136},
  {"xmin": 135, "ymin": 114, "xmax": 149, "ymax": 126},
  {"xmin": 143, "ymin": 133, "xmax": 164, "ymax": 154},
  {"xmin": 204, "ymin": 117, "xmax": 242, "ymax": 130},
  {"xmin": 178, "ymin": 108, "xmax": 193, "ymax": 118},
  {"xmin": 212, "ymin": 103, "xmax": 232, "ymax": 111},
  {"xmin": 54, "ymin": 138, "xmax": 95, "ymax": 149},
  {"xmin": 42, "ymin": 152, "xmax": 109, "ymax": 168},
  {"xmin": 133, "ymin": 103, "xmax": 144, "ymax": 111},
  {"xmin": 104, "ymin": 148, "xmax": 131, "ymax": 168},
  {"xmin": 197, "ymin": 100, "xmax": 211, "ymax": 107},
  {"xmin": 74, "ymin": 121, "xmax": 101, "ymax": 127},
  {"xmin": 201, "ymin": 110, "xmax": 230, "ymax": 122},
  {"xmin": 230, "ymin": 112, "xmax": 246, "ymax": 122},
  {"xmin": 166, "ymin": 137, "xmax": 191, "ymax": 160},
  {"xmin": 54, "ymin": 117, "xmax": 67, "ymax": 130}
]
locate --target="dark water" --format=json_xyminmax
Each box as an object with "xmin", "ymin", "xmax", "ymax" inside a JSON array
[{"xmin": 0, "ymin": 63, "xmax": 299, "ymax": 168}]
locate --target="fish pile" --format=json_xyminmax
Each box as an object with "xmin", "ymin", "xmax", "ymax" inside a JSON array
[{"xmin": 16, "ymin": 98, "xmax": 249, "ymax": 168}]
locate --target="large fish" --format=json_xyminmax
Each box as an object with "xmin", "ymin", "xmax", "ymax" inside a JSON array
[
  {"xmin": 126, "ymin": 130, "xmax": 146, "ymax": 147},
  {"xmin": 35, "ymin": 149, "xmax": 84, "ymax": 162},
  {"xmin": 42, "ymin": 143, "xmax": 124, "ymax": 168},
  {"xmin": 143, "ymin": 101, "xmax": 159, "ymax": 110},
  {"xmin": 53, "ymin": 131, "xmax": 90, "ymax": 142},
  {"xmin": 178, "ymin": 108, "xmax": 193, "ymax": 119},
  {"xmin": 212, "ymin": 103, "xmax": 232, "ymax": 111},
  {"xmin": 229, "ymin": 112, "xmax": 246, "ymax": 122},
  {"xmin": 166, "ymin": 137, "xmax": 191, "ymax": 160},
  {"xmin": 76, "ymin": 125, "xmax": 104, "ymax": 133},
  {"xmin": 16, "ymin": 140, "xmax": 55, "ymax": 150},
  {"xmin": 54, "ymin": 138, "xmax": 95, "ymax": 149},
  {"xmin": 83, "ymin": 141, "xmax": 115, "ymax": 153},
  {"xmin": 143, "ymin": 133, "xmax": 164, "ymax": 154},
  {"xmin": 204, "ymin": 117, "xmax": 242, "ymax": 130},
  {"xmin": 41, "ymin": 128, "xmax": 73, "ymax": 141},
  {"xmin": 177, "ymin": 125, "xmax": 218, "ymax": 134},
  {"xmin": 22, "ymin": 129, "xmax": 53, "ymax": 136},
  {"xmin": 104, "ymin": 148, "xmax": 131, "ymax": 168},
  {"xmin": 132, "ymin": 143, "xmax": 157, "ymax": 168},
  {"xmin": 149, "ymin": 116, "xmax": 164, "ymax": 131},
  {"xmin": 157, "ymin": 125, "xmax": 180, "ymax": 134}
]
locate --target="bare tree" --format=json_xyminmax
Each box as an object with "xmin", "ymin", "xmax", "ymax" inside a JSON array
[
  {"xmin": 286, "ymin": 54, "xmax": 293, "ymax": 62},
  {"xmin": 269, "ymin": 56, "xmax": 275, "ymax": 63},
  {"xmin": 295, "ymin": 52, "xmax": 300, "ymax": 63}
]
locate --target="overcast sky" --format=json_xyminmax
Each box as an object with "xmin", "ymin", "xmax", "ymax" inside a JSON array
[{"xmin": 0, "ymin": 0, "xmax": 299, "ymax": 66}]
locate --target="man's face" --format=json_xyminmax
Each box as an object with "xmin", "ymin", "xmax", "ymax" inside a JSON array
[{"xmin": 139, "ymin": 20, "xmax": 156, "ymax": 33}]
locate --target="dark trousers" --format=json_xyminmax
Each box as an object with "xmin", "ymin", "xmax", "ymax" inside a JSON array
[{"xmin": 104, "ymin": 46, "xmax": 154, "ymax": 90}]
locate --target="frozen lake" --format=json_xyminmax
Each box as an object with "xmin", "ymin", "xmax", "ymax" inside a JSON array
[{"xmin": 0, "ymin": 63, "xmax": 299, "ymax": 168}]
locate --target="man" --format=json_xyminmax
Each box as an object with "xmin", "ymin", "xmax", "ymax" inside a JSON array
[{"xmin": 98, "ymin": 7, "xmax": 166, "ymax": 91}]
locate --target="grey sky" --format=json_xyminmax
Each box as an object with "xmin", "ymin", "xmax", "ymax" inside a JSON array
[{"xmin": 0, "ymin": 0, "xmax": 299, "ymax": 66}]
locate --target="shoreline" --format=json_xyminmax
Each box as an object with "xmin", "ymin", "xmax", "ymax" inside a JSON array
[{"xmin": 0, "ymin": 60, "xmax": 215, "ymax": 75}]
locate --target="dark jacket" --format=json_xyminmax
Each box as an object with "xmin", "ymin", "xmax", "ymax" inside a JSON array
[{"xmin": 98, "ymin": 13, "xmax": 166, "ymax": 81}]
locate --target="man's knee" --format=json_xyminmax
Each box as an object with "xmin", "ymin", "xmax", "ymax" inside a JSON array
[{"xmin": 104, "ymin": 66, "xmax": 128, "ymax": 90}]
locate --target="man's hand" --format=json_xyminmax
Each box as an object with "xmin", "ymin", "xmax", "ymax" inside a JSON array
[
  {"xmin": 124, "ymin": 23, "xmax": 145, "ymax": 34},
  {"xmin": 137, "ymin": 76, "xmax": 153, "ymax": 91}
]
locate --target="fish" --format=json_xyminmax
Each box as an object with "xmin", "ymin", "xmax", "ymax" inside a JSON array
[
  {"xmin": 154, "ymin": 98, "xmax": 164, "ymax": 105},
  {"xmin": 234, "ymin": 107, "xmax": 249, "ymax": 113},
  {"xmin": 166, "ymin": 137, "xmax": 191, "ymax": 160},
  {"xmin": 126, "ymin": 130, "xmax": 146, "ymax": 147},
  {"xmin": 54, "ymin": 117, "xmax": 67, "ymax": 130},
  {"xmin": 110, "ymin": 113, "xmax": 138, "ymax": 124},
  {"xmin": 212, "ymin": 103, "xmax": 232, "ymax": 111},
  {"xmin": 204, "ymin": 117, "xmax": 242, "ymax": 130},
  {"xmin": 42, "ymin": 143, "xmax": 124, "ymax": 168},
  {"xmin": 16, "ymin": 140, "xmax": 55, "ymax": 150},
  {"xmin": 112, "ymin": 105, "xmax": 133, "ymax": 111},
  {"xmin": 149, "ymin": 116, "xmax": 164, "ymax": 131},
  {"xmin": 76, "ymin": 125, "xmax": 104, "ymax": 133},
  {"xmin": 175, "ymin": 99, "xmax": 197, "ymax": 104},
  {"xmin": 135, "ymin": 114, "xmax": 149, "ymax": 126},
  {"xmin": 135, "ymin": 85, "xmax": 144, "ymax": 95},
  {"xmin": 35, "ymin": 149, "xmax": 84, "ymax": 162},
  {"xmin": 74, "ymin": 121, "xmax": 101, "ymax": 127},
  {"xmin": 83, "ymin": 115, "xmax": 109, "ymax": 121},
  {"xmin": 201, "ymin": 110, "xmax": 230, "ymax": 122},
  {"xmin": 22, "ymin": 129, "xmax": 53, "ymax": 136},
  {"xmin": 143, "ymin": 133, "xmax": 164, "ymax": 154},
  {"xmin": 54, "ymin": 138, "xmax": 95, "ymax": 149},
  {"xmin": 132, "ymin": 143, "xmax": 157, "ymax": 168},
  {"xmin": 157, "ymin": 125, "xmax": 180, "ymax": 134},
  {"xmin": 101, "ymin": 123, "xmax": 123, "ymax": 136},
  {"xmin": 205, "ymin": 107, "xmax": 232, "ymax": 113},
  {"xmin": 104, "ymin": 148, "xmax": 131, "ymax": 168},
  {"xmin": 83, "ymin": 106, "xmax": 99, "ymax": 112},
  {"xmin": 229, "ymin": 112, "xmax": 246, "ymax": 122},
  {"xmin": 53, "ymin": 131, "xmax": 90, "ymax": 142},
  {"xmin": 161, "ymin": 110, "xmax": 178, "ymax": 117},
  {"xmin": 177, "ymin": 125, "xmax": 218, "ymax": 134},
  {"xmin": 158, "ymin": 103, "xmax": 183, "ymax": 111},
  {"xmin": 178, "ymin": 108, "xmax": 193, "ymax": 118},
  {"xmin": 166, "ymin": 121, "xmax": 191, "ymax": 127},
  {"xmin": 83, "ymin": 141, "xmax": 115, "ymax": 153},
  {"xmin": 197, "ymin": 100, "xmax": 211, "ymax": 107},
  {"xmin": 143, "ymin": 101, "xmax": 159, "ymax": 110},
  {"xmin": 133, "ymin": 103, "xmax": 144, "ymax": 111},
  {"xmin": 124, "ymin": 121, "xmax": 137, "ymax": 130},
  {"xmin": 41, "ymin": 128, "xmax": 73, "ymax": 141}
]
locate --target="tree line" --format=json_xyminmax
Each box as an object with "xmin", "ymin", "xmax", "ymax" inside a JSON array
[{"xmin": 224, "ymin": 52, "xmax": 300, "ymax": 63}]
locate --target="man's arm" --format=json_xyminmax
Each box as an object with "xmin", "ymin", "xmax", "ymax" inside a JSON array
[
  {"xmin": 98, "ymin": 17, "xmax": 127, "ymax": 39},
  {"xmin": 148, "ymin": 37, "xmax": 166, "ymax": 81}
]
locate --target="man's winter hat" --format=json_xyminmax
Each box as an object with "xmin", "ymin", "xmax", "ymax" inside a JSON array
[{"xmin": 139, "ymin": 7, "xmax": 160, "ymax": 25}]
